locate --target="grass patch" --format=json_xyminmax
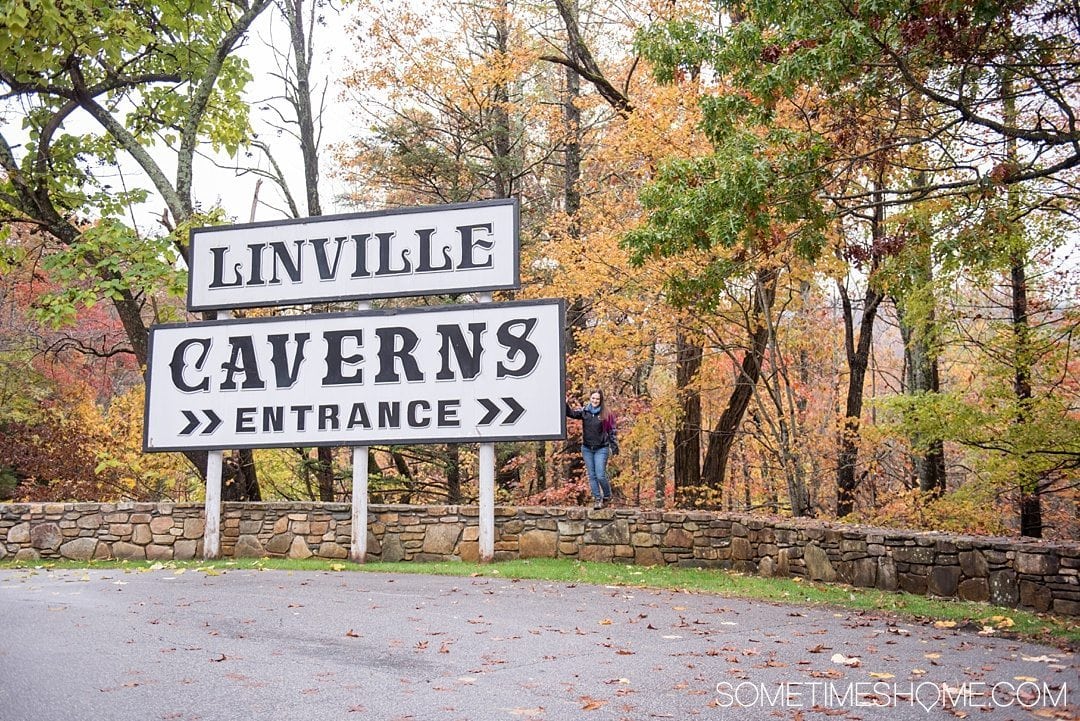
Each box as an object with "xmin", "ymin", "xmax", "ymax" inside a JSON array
[{"xmin": 2, "ymin": 556, "xmax": 1076, "ymax": 645}]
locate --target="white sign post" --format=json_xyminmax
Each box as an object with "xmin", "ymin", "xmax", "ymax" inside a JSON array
[{"xmin": 150, "ymin": 199, "xmax": 562, "ymax": 564}]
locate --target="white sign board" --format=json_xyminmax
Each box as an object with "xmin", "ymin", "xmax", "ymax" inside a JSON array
[
  {"xmin": 187, "ymin": 199, "xmax": 519, "ymax": 311},
  {"xmin": 144, "ymin": 300, "xmax": 565, "ymax": 451}
]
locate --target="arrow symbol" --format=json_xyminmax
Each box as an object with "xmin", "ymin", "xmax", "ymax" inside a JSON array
[
  {"xmin": 477, "ymin": 398, "xmax": 526, "ymax": 426},
  {"xmin": 501, "ymin": 397, "xmax": 524, "ymax": 424},
  {"xmin": 202, "ymin": 409, "xmax": 222, "ymax": 435},
  {"xmin": 179, "ymin": 410, "xmax": 223, "ymax": 436},
  {"xmin": 478, "ymin": 398, "xmax": 501, "ymax": 425},
  {"xmin": 180, "ymin": 410, "xmax": 200, "ymax": 435}
]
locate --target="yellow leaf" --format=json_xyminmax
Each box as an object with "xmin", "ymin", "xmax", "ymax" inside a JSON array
[
  {"xmin": 933, "ymin": 620, "xmax": 956, "ymax": 629},
  {"xmin": 869, "ymin": 672, "xmax": 894, "ymax": 679}
]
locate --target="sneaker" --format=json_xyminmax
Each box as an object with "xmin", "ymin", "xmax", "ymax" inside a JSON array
[{"xmin": 593, "ymin": 500, "xmax": 603, "ymax": 510}]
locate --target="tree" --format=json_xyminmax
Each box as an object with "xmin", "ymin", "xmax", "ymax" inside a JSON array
[
  {"xmin": 630, "ymin": 0, "xmax": 1077, "ymax": 517},
  {"xmin": 0, "ymin": 0, "xmax": 274, "ymax": 484}
]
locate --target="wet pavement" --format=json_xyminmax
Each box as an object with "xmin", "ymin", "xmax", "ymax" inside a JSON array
[{"xmin": 1, "ymin": 568, "xmax": 1075, "ymax": 720}]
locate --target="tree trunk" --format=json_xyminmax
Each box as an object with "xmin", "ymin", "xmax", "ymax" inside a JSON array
[
  {"xmin": 836, "ymin": 171, "xmax": 887, "ymax": 518},
  {"xmin": 560, "ymin": 9, "xmax": 587, "ymax": 485},
  {"xmin": 1012, "ymin": 257, "xmax": 1040, "ymax": 536},
  {"xmin": 446, "ymin": 444, "xmax": 463, "ymax": 504},
  {"xmin": 899, "ymin": 306, "xmax": 946, "ymax": 494},
  {"xmin": 1003, "ymin": 67, "xmax": 1041, "ymax": 538},
  {"xmin": 654, "ymin": 430, "xmax": 667, "ymax": 507},
  {"xmin": 696, "ymin": 268, "xmax": 777, "ymax": 506},
  {"xmin": 673, "ymin": 330, "xmax": 702, "ymax": 494},
  {"xmin": 316, "ymin": 446, "xmax": 335, "ymax": 501},
  {"xmin": 836, "ymin": 281, "xmax": 884, "ymax": 516}
]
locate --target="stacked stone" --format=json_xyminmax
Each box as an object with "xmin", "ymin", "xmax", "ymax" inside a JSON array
[
  {"xmin": 2, "ymin": 502, "xmax": 1077, "ymax": 616},
  {"xmin": 220, "ymin": 502, "xmax": 353, "ymax": 559},
  {"xmin": 0, "ymin": 502, "xmax": 204, "ymax": 561}
]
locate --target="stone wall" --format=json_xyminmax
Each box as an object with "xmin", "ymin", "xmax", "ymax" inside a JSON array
[{"xmin": 1, "ymin": 502, "xmax": 1077, "ymax": 616}]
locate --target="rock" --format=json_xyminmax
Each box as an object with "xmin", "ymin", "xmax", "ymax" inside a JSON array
[
  {"xmin": 585, "ymin": 520, "xmax": 630, "ymax": 546},
  {"xmin": 59, "ymin": 537, "xmax": 99, "ymax": 561},
  {"xmin": 851, "ymin": 557, "xmax": 877, "ymax": 587},
  {"xmin": 112, "ymin": 542, "xmax": 145, "ymax": 560},
  {"xmin": 899, "ymin": 573, "xmax": 928, "ymax": 595},
  {"xmin": 929, "ymin": 566, "xmax": 961, "ymax": 597},
  {"xmin": 634, "ymin": 546, "xmax": 664, "ymax": 567},
  {"xmin": 288, "ymin": 535, "xmax": 313, "ymax": 559},
  {"xmin": 30, "ymin": 523, "xmax": 62, "ymax": 550},
  {"xmin": 958, "ymin": 578, "xmax": 989, "ymax": 602},
  {"xmin": 1052, "ymin": 598, "xmax": 1080, "ymax": 616},
  {"xmin": 558, "ymin": 521, "xmax": 585, "ymax": 536},
  {"xmin": 662, "ymin": 528, "xmax": 694, "ymax": 549},
  {"xmin": 183, "ymin": 517, "xmax": 205, "ymax": 539},
  {"xmin": 174, "ymin": 540, "xmax": 197, "ymax": 560},
  {"xmin": 804, "ymin": 544, "xmax": 837, "ymax": 582},
  {"xmin": 458, "ymin": 541, "xmax": 479, "ymax": 563},
  {"xmin": 14, "ymin": 548, "xmax": 40, "ymax": 562},
  {"xmin": 959, "ymin": 550, "xmax": 989, "ymax": 578},
  {"xmin": 1016, "ymin": 552, "xmax": 1059, "ymax": 576},
  {"xmin": 893, "ymin": 546, "xmax": 935, "ymax": 565},
  {"xmin": 8, "ymin": 522, "xmax": 30, "ymax": 544},
  {"xmin": 132, "ymin": 525, "xmax": 152, "ymax": 545},
  {"xmin": 1019, "ymin": 580, "xmax": 1053, "ymax": 612},
  {"xmin": 265, "ymin": 533, "xmax": 294, "ymax": 555},
  {"xmin": 146, "ymin": 544, "xmax": 173, "ymax": 561},
  {"xmin": 989, "ymin": 570, "xmax": 1019, "ymax": 606},
  {"xmin": 877, "ymin": 557, "xmax": 898, "ymax": 591},
  {"xmin": 519, "ymin": 530, "xmax": 557, "ymax": 559},
  {"xmin": 758, "ymin": 556, "xmax": 775, "ymax": 577},
  {"xmin": 776, "ymin": 549, "xmax": 791, "ymax": 576},
  {"xmin": 382, "ymin": 534, "xmax": 405, "ymax": 562},
  {"xmin": 149, "ymin": 516, "xmax": 173, "ymax": 534},
  {"xmin": 580, "ymin": 545, "xmax": 614, "ymax": 563},
  {"xmin": 317, "ymin": 542, "xmax": 348, "ymax": 559},
  {"xmin": 731, "ymin": 537, "xmax": 753, "ymax": 561},
  {"xmin": 422, "ymin": 524, "xmax": 461, "ymax": 555},
  {"xmin": 233, "ymin": 535, "xmax": 265, "ymax": 558}
]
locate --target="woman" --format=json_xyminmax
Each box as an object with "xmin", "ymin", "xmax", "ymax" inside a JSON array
[{"xmin": 566, "ymin": 389, "xmax": 619, "ymax": 509}]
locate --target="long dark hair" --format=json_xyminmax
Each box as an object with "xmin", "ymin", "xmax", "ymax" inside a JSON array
[{"xmin": 590, "ymin": 388, "xmax": 615, "ymax": 431}]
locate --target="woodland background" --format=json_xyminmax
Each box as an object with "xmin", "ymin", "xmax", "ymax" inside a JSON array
[{"xmin": 1, "ymin": 0, "xmax": 1077, "ymax": 540}]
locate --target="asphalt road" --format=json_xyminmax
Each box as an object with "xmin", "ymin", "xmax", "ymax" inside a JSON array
[{"xmin": 1, "ymin": 568, "xmax": 1075, "ymax": 720}]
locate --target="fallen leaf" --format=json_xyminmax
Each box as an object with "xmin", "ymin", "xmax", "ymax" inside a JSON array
[
  {"xmin": 869, "ymin": 672, "xmax": 894, "ymax": 679},
  {"xmin": 830, "ymin": 653, "xmax": 861, "ymax": 667},
  {"xmin": 345, "ymin": 629, "xmax": 361, "ymax": 638},
  {"xmin": 580, "ymin": 696, "xmax": 606, "ymax": 711}
]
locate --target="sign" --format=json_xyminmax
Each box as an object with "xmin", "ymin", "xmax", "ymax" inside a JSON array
[
  {"xmin": 187, "ymin": 198, "xmax": 519, "ymax": 311},
  {"xmin": 143, "ymin": 299, "xmax": 565, "ymax": 451}
]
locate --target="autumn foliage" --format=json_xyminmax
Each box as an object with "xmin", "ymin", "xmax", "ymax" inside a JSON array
[{"xmin": 1, "ymin": 0, "xmax": 1076, "ymax": 540}]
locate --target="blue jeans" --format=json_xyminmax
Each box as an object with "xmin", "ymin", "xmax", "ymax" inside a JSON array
[{"xmin": 581, "ymin": 446, "xmax": 611, "ymax": 501}]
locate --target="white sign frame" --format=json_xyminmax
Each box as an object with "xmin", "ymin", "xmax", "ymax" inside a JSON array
[
  {"xmin": 143, "ymin": 299, "xmax": 565, "ymax": 452},
  {"xmin": 186, "ymin": 198, "xmax": 519, "ymax": 311}
]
